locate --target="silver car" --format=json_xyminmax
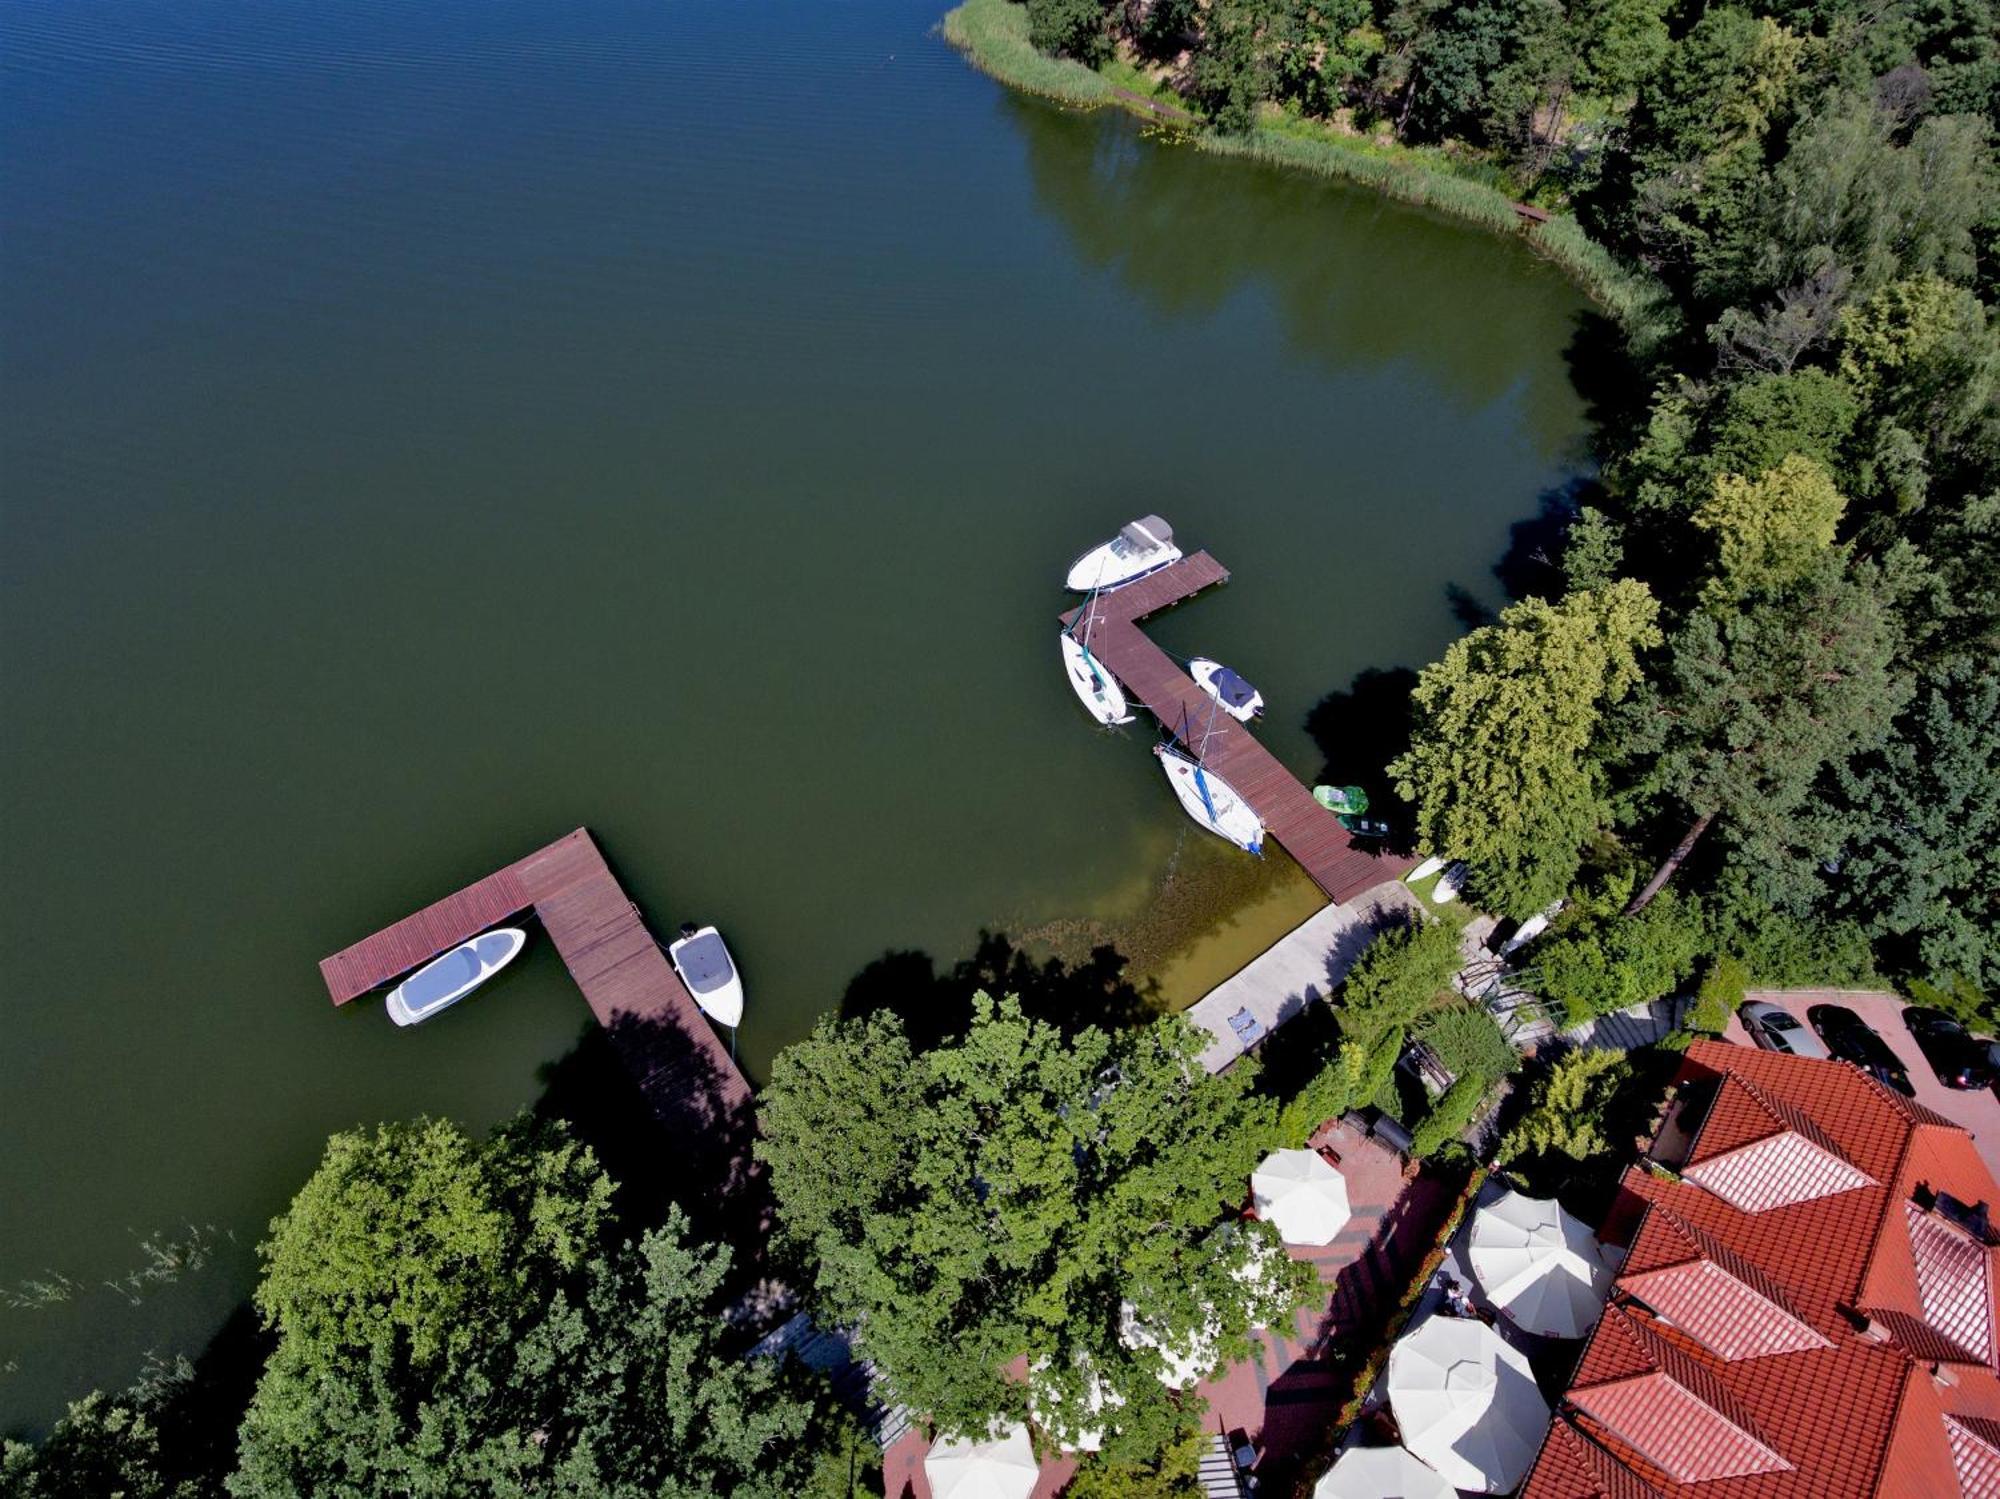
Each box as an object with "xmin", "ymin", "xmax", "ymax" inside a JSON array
[{"xmin": 1742, "ymin": 1001, "xmax": 1829, "ymax": 1059}]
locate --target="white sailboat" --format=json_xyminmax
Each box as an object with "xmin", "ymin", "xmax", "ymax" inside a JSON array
[
  {"xmin": 1061, "ymin": 593, "xmax": 1134, "ymax": 726},
  {"xmin": 1153, "ymin": 743, "xmax": 1264, "ymax": 854}
]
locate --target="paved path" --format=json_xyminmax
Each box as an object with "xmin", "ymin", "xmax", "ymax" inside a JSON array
[{"xmin": 1186, "ymin": 882, "xmax": 1422, "ymax": 1072}]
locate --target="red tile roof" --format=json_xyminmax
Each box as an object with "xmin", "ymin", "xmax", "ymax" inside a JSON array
[
  {"xmin": 1948, "ymin": 1415, "xmax": 2000, "ymax": 1499},
  {"xmin": 1524, "ymin": 1040, "xmax": 2000, "ymax": 1499}
]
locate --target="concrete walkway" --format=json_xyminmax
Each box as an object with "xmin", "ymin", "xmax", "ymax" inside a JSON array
[{"xmin": 1186, "ymin": 882, "xmax": 1424, "ymax": 1073}]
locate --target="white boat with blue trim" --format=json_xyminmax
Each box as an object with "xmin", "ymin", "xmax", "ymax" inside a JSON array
[
  {"xmin": 1189, "ymin": 657, "xmax": 1264, "ymax": 722},
  {"xmin": 668, "ymin": 923, "xmax": 745, "ymax": 1028}
]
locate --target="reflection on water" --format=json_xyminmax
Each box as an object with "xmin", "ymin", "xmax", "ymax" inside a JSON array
[{"xmin": 1009, "ymin": 97, "xmax": 1591, "ymax": 454}]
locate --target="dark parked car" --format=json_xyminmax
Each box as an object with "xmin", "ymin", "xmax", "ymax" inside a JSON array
[
  {"xmin": 1741, "ymin": 1001, "xmax": 1829, "ymax": 1059},
  {"xmin": 1903, "ymin": 1006, "xmax": 1996, "ymax": 1090},
  {"xmin": 1808, "ymin": 1005, "xmax": 1915, "ymax": 1095}
]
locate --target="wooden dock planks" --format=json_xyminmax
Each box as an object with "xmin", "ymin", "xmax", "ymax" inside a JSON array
[
  {"xmin": 1062, "ymin": 553, "xmax": 1412, "ymax": 905},
  {"xmin": 316, "ymin": 828, "xmax": 751, "ymax": 1121}
]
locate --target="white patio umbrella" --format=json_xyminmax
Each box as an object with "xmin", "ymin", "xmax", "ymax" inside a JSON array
[
  {"xmin": 1252, "ymin": 1148, "xmax": 1352, "ymax": 1246},
  {"xmin": 1313, "ymin": 1444, "xmax": 1456, "ymax": 1499},
  {"xmin": 1468, "ymin": 1190, "xmax": 1614, "ymax": 1339},
  {"xmin": 1387, "ymin": 1314, "xmax": 1549, "ymax": 1494},
  {"xmin": 924, "ymin": 1422, "xmax": 1040, "ymax": 1499}
]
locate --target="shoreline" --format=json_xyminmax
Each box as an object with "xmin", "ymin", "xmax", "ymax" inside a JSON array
[{"xmin": 940, "ymin": 0, "xmax": 1672, "ymax": 345}]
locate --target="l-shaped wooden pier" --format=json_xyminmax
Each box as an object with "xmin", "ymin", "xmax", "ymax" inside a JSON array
[
  {"xmin": 320, "ymin": 828, "xmax": 751, "ymax": 1130},
  {"xmin": 1061, "ymin": 552, "xmax": 1412, "ymax": 904}
]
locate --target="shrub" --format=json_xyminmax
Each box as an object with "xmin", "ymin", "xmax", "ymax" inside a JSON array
[
  {"xmin": 1531, "ymin": 893, "xmax": 1706, "ymax": 1026},
  {"xmin": 1497, "ymin": 1049, "xmax": 1631, "ymax": 1170},
  {"xmin": 1685, "ymin": 954, "xmax": 1748, "ymax": 1036},
  {"xmin": 1417, "ymin": 1003, "xmax": 1519, "ymax": 1085},
  {"xmin": 1411, "ymin": 1076, "xmax": 1490, "ymax": 1157},
  {"xmin": 1340, "ymin": 918, "xmax": 1464, "ymax": 1041}
]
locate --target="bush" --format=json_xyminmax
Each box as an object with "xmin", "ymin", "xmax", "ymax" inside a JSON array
[
  {"xmin": 1736, "ymin": 913, "xmax": 1875, "ymax": 987},
  {"xmin": 1532, "ymin": 894, "xmax": 1706, "ymax": 1027},
  {"xmin": 1497, "ymin": 1049, "xmax": 1631, "ymax": 1173},
  {"xmin": 1417, "ymin": 1003, "xmax": 1519, "ymax": 1085},
  {"xmin": 1340, "ymin": 918, "xmax": 1464, "ymax": 1041},
  {"xmin": 1025, "ymin": 0, "xmax": 1113, "ymax": 66},
  {"xmin": 1276, "ymin": 1026, "xmax": 1404, "ymax": 1145},
  {"xmin": 1685, "ymin": 954, "xmax": 1749, "ymax": 1036},
  {"xmin": 1411, "ymin": 1076, "xmax": 1490, "ymax": 1157}
]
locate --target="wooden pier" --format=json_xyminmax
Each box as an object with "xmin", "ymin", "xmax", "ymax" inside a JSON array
[
  {"xmin": 1062, "ymin": 553, "xmax": 1412, "ymax": 905},
  {"xmin": 319, "ymin": 829, "xmax": 751, "ymax": 1128}
]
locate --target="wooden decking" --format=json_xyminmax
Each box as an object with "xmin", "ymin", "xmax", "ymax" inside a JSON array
[
  {"xmin": 1062, "ymin": 553, "xmax": 1411, "ymax": 905},
  {"xmin": 319, "ymin": 829, "xmax": 751, "ymax": 1125}
]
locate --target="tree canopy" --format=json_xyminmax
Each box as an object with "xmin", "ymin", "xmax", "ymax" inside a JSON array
[
  {"xmin": 756, "ymin": 995, "xmax": 1313, "ymax": 1466},
  {"xmin": 1389, "ymin": 581, "xmax": 1662, "ymax": 916},
  {"xmin": 229, "ymin": 1118, "xmax": 854, "ymax": 1499}
]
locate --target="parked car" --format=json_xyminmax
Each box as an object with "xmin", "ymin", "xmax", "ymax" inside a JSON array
[
  {"xmin": 1808, "ymin": 1005, "xmax": 1914, "ymax": 1095},
  {"xmin": 1742, "ymin": 1001, "xmax": 1830, "ymax": 1059},
  {"xmin": 1903, "ymin": 1006, "xmax": 1996, "ymax": 1090}
]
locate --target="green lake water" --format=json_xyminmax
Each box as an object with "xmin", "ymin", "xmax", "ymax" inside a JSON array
[{"xmin": 0, "ymin": 0, "xmax": 1591, "ymax": 1428}]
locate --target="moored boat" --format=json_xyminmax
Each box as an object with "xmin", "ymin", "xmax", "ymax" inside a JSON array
[
  {"xmin": 1189, "ymin": 658, "xmax": 1264, "ymax": 722},
  {"xmin": 668, "ymin": 923, "xmax": 745, "ymax": 1027},
  {"xmin": 1153, "ymin": 744, "xmax": 1264, "ymax": 854},
  {"xmin": 1065, "ymin": 516, "xmax": 1181, "ymax": 592},
  {"xmin": 386, "ymin": 927, "xmax": 527, "ymax": 1027},
  {"xmin": 1061, "ymin": 629, "xmax": 1135, "ymax": 726}
]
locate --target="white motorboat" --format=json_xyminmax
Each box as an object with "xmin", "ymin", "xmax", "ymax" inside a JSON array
[
  {"xmin": 1065, "ymin": 516, "xmax": 1181, "ymax": 592},
  {"xmin": 668, "ymin": 923, "xmax": 744, "ymax": 1027},
  {"xmin": 385, "ymin": 927, "xmax": 527, "ymax": 1027},
  {"xmin": 1061, "ymin": 620, "xmax": 1134, "ymax": 726},
  {"xmin": 1189, "ymin": 657, "xmax": 1264, "ymax": 722},
  {"xmin": 1153, "ymin": 744, "xmax": 1264, "ymax": 854}
]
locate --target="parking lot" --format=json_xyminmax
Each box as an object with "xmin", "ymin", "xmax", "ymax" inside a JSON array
[{"xmin": 1724, "ymin": 987, "xmax": 2000, "ymax": 1183}]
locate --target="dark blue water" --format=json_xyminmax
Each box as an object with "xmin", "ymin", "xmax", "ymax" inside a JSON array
[{"xmin": 0, "ymin": 0, "xmax": 1591, "ymax": 1428}]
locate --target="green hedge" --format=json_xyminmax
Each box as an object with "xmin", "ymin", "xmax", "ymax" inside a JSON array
[{"xmin": 1411, "ymin": 1076, "xmax": 1491, "ymax": 1157}]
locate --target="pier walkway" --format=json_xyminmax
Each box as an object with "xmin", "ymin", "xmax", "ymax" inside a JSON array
[
  {"xmin": 319, "ymin": 829, "xmax": 752, "ymax": 1131},
  {"xmin": 1061, "ymin": 553, "xmax": 1411, "ymax": 904}
]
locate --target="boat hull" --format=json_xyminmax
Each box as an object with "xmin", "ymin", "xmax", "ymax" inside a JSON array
[
  {"xmin": 1065, "ymin": 540, "xmax": 1182, "ymax": 592},
  {"xmin": 1189, "ymin": 658, "xmax": 1264, "ymax": 722},
  {"xmin": 1061, "ymin": 631, "xmax": 1135, "ymax": 726},
  {"xmin": 386, "ymin": 927, "xmax": 527, "ymax": 1027},
  {"xmin": 1153, "ymin": 745, "xmax": 1263, "ymax": 854}
]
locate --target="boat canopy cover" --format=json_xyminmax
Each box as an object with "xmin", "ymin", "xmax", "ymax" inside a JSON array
[
  {"xmin": 1120, "ymin": 515, "xmax": 1173, "ymax": 552},
  {"xmin": 403, "ymin": 946, "xmax": 483, "ymax": 1006},
  {"xmin": 1211, "ymin": 666, "xmax": 1257, "ymax": 708},
  {"xmin": 676, "ymin": 931, "xmax": 736, "ymax": 994}
]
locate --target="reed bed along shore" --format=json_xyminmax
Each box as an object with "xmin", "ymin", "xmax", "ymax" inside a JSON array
[{"xmin": 942, "ymin": 0, "xmax": 1675, "ymax": 345}]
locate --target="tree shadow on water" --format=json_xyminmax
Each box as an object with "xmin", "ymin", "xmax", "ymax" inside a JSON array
[
  {"xmin": 839, "ymin": 931, "xmax": 1155, "ymax": 1052},
  {"xmin": 534, "ymin": 1012, "xmax": 768, "ymax": 1262},
  {"xmin": 1304, "ymin": 666, "xmax": 1420, "ymax": 856}
]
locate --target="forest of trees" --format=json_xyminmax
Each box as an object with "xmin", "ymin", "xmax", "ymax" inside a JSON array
[{"xmin": 1016, "ymin": 0, "xmax": 1999, "ymax": 1013}]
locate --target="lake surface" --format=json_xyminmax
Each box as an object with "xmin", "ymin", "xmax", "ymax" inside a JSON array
[{"xmin": 0, "ymin": 0, "xmax": 1590, "ymax": 1428}]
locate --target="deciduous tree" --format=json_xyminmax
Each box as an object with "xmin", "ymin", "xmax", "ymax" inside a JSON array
[{"xmin": 1388, "ymin": 581, "xmax": 1662, "ymax": 916}]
